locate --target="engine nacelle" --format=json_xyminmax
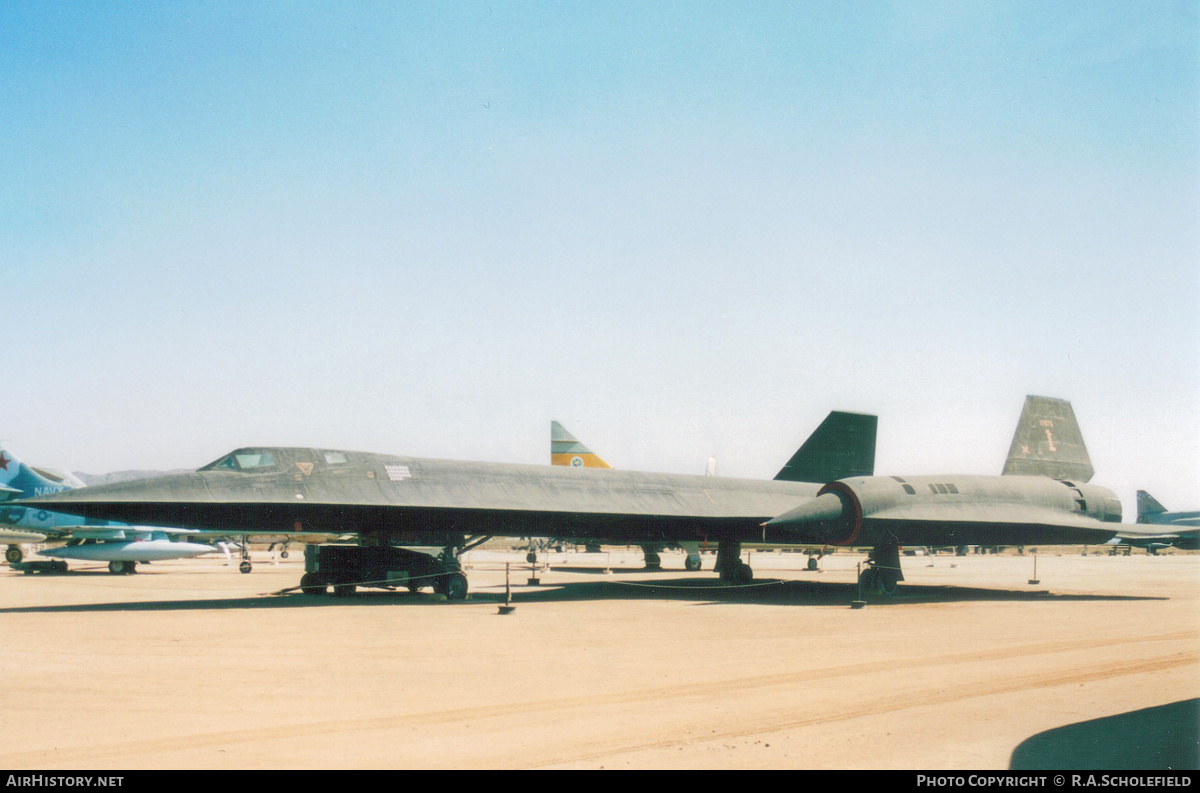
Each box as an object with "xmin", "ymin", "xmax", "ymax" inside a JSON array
[{"xmin": 766, "ymin": 474, "xmax": 1124, "ymax": 546}]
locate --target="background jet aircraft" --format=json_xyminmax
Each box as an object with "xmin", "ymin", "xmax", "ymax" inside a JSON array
[
  {"xmin": 0, "ymin": 443, "xmax": 216, "ymax": 572},
  {"xmin": 1136, "ymin": 490, "xmax": 1200, "ymax": 530},
  {"xmin": 0, "ymin": 526, "xmax": 47, "ymax": 552},
  {"xmin": 1105, "ymin": 490, "xmax": 1200, "ymax": 553},
  {"xmin": 550, "ymin": 421, "xmax": 613, "ymax": 470},
  {"xmin": 16, "ymin": 398, "xmax": 1135, "ymax": 600},
  {"xmin": 765, "ymin": 396, "xmax": 1185, "ymax": 592}
]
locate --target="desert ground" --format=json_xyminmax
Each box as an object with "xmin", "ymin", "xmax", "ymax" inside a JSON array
[{"xmin": 0, "ymin": 546, "xmax": 1196, "ymax": 770}]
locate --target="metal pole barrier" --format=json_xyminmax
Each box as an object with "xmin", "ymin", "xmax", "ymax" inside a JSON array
[
  {"xmin": 498, "ymin": 562, "xmax": 515, "ymax": 614},
  {"xmin": 851, "ymin": 561, "xmax": 866, "ymax": 609}
]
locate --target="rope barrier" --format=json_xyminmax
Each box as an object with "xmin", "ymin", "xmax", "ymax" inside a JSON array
[
  {"xmin": 7, "ymin": 556, "xmax": 850, "ymax": 598},
  {"xmin": 602, "ymin": 579, "xmax": 785, "ymax": 591}
]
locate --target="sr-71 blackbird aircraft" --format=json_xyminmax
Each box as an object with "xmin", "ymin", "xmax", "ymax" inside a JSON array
[{"xmin": 16, "ymin": 397, "xmax": 1169, "ymax": 599}]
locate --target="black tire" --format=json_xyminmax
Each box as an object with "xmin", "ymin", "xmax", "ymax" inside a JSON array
[
  {"xmin": 525, "ymin": 552, "xmax": 537, "ymax": 564},
  {"xmin": 109, "ymin": 560, "xmax": 135, "ymax": 575},
  {"xmin": 806, "ymin": 556, "xmax": 819, "ymax": 571},
  {"xmin": 239, "ymin": 560, "xmax": 252, "ymax": 574},
  {"xmin": 280, "ymin": 550, "xmax": 289, "ymax": 559},
  {"xmin": 299, "ymin": 573, "xmax": 326, "ymax": 595},
  {"xmin": 5, "ymin": 546, "xmax": 23, "ymax": 564},
  {"xmin": 443, "ymin": 572, "xmax": 468, "ymax": 601},
  {"xmin": 860, "ymin": 567, "xmax": 898, "ymax": 596},
  {"xmin": 733, "ymin": 562, "xmax": 753, "ymax": 584},
  {"xmin": 684, "ymin": 555, "xmax": 702, "ymax": 572}
]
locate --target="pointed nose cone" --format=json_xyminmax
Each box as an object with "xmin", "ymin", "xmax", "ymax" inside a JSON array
[{"xmin": 764, "ymin": 492, "xmax": 845, "ymax": 530}]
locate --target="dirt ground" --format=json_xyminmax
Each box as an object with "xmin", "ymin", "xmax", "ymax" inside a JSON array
[{"xmin": 0, "ymin": 547, "xmax": 1196, "ymax": 769}]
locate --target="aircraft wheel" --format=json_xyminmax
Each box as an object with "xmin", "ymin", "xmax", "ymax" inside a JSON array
[
  {"xmin": 333, "ymin": 583, "xmax": 357, "ymax": 597},
  {"xmin": 442, "ymin": 572, "xmax": 468, "ymax": 601},
  {"xmin": 299, "ymin": 573, "xmax": 326, "ymax": 595},
  {"xmin": 108, "ymin": 560, "xmax": 135, "ymax": 575},
  {"xmin": 732, "ymin": 562, "xmax": 754, "ymax": 584},
  {"xmin": 239, "ymin": 560, "xmax": 253, "ymax": 574},
  {"xmin": 280, "ymin": 550, "xmax": 289, "ymax": 559},
  {"xmin": 643, "ymin": 552, "xmax": 662, "ymax": 569},
  {"xmin": 6, "ymin": 545, "xmax": 23, "ymax": 564},
  {"xmin": 525, "ymin": 552, "xmax": 537, "ymax": 564},
  {"xmin": 877, "ymin": 573, "xmax": 898, "ymax": 596},
  {"xmin": 684, "ymin": 555, "xmax": 702, "ymax": 572},
  {"xmin": 860, "ymin": 567, "xmax": 898, "ymax": 596},
  {"xmin": 807, "ymin": 556, "xmax": 819, "ymax": 571}
]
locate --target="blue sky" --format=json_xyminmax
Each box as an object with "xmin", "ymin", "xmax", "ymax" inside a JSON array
[{"xmin": 3, "ymin": 2, "xmax": 1197, "ymax": 516}]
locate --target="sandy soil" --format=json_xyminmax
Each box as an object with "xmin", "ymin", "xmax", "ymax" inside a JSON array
[{"xmin": 0, "ymin": 547, "xmax": 1195, "ymax": 769}]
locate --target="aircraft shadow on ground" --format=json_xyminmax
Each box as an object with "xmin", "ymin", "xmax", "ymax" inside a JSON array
[
  {"xmin": 1010, "ymin": 699, "xmax": 1199, "ymax": 770},
  {"xmin": 477, "ymin": 576, "xmax": 1169, "ymax": 608},
  {"xmin": 0, "ymin": 572, "xmax": 1168, "ymax": 613}
]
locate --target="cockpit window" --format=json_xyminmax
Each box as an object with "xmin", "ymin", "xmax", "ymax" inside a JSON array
[
  {"xmin": 207, "ymin": 456, "xmax": 239, "ymax": 471},
  {"xmin": 324, "ymin": 452, "xmax": 348, "ymax": 464},
  {"xmin": 200, "ymin": 451, "xmax": 277, "ymax": 472},
  {"xmin": 235, "ymin": 452, "xmax": 275, "ymax": 469}
]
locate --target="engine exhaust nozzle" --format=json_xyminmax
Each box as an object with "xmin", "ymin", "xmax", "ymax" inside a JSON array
[{"xmin": 764, "ymin": 492, "xmax": 845, "ymax": 530}]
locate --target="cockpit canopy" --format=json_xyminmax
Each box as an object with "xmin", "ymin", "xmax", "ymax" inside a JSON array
[
  {"xmin": 199, "ymin": 449, "xmax": 280, "ymax": 472},
  {"xmin": 198, "ymin": 448, "xmax": 354, "ymax": 473}
]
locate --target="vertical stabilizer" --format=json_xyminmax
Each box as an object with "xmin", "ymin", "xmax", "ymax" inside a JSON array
[
  {"xmin": 550, "ymin": 422, "xmax": 612, "ymax": 469},
  {"xmin": 1136, "ymin": 490, "xmax": 1168, "ymax": 522},
  {"xmin": 0, "ymin": 443, "xmax": 74, "ymax": 499},
  {"xmin": 774, "ymin": 411, "xmax": 877, "ymax": 483},
  {"xmin": 1001, "ymin": 396, "xmax": 1094, "ymax": 482}
]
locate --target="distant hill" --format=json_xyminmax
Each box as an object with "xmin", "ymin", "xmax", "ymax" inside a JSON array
[{"xmin": 73, "ymin": 470, "xmax": 191, "ymax": 486}]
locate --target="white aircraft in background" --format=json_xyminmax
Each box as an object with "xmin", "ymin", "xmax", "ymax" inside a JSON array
[{"xmin": 0, "ymin": 443, "xmax": 215, "ymax": 573}]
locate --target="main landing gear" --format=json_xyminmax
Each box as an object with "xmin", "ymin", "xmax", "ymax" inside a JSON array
[
  {"xmin": 235, "ymin": 536, "xmax": 253, "ymax": 574},
  {"xmin": 6, "ymin": 545, "xmax": 24, "ymax": 565},
  {"xmin": 299, "ymin": 539, "xmax": 487, "ymax": 601},
  {"xmin": 858, "ymin": 544, "xmax": 904, "ymax": 596},
  {"xmin": 108, "ymin": 560, "xmax": 137, "ymax": 575},
  {"xmin": 714, "ymin": 540, "xmax": 753, "ymax": 584},
  {"xmin": 677, "ymin": 540, "xmax": 704, "ymax": 572}
]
